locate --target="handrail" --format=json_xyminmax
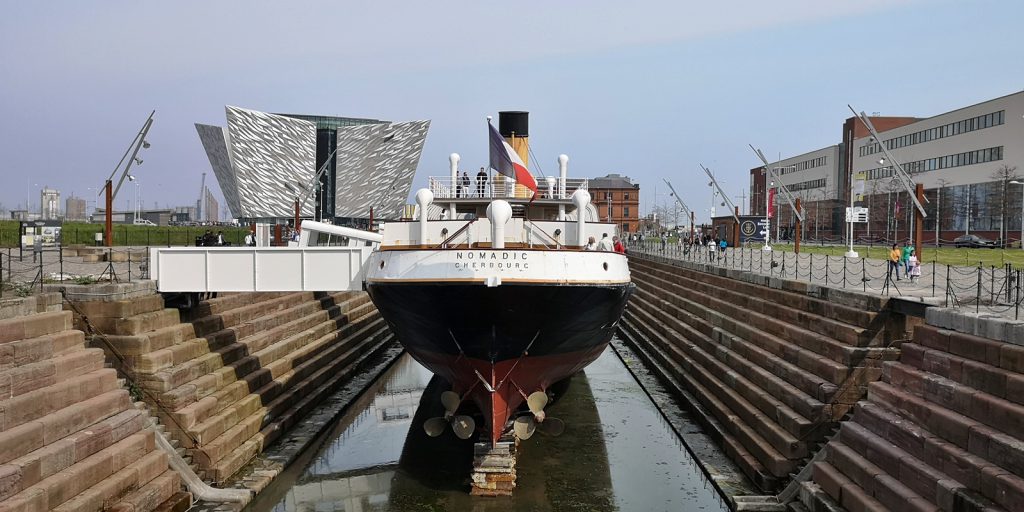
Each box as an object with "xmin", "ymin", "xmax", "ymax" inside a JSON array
[
  {"xmin": 437, "ymin": 219, "xmax": 477, "ymax": 248},
  {"xmin": 525, "ymin": 219, "xmax": 561, "ymax": 249}
]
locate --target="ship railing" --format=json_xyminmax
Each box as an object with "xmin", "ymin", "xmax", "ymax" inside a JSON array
[{"xmin": 427, "ymin": 176, "xmax": 588, "ymax": 200}]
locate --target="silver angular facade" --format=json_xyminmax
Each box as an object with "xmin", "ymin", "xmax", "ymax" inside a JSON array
[
  {"xmin": 334, "ymin": 120, "xmax": 430, "ymax": 219},
  {"xmin": 225, "ymin": 106, "xmax": 317, "ymax": 218},
  {"xmin": 196, "ymin": 106, "xmax": 429, "ymax": 221},
  {"xmin": 195, "ymin": 124, "xmax": 242, "ymax": 216}
]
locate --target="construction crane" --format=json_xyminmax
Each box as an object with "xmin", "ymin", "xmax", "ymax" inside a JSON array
[{"xmin": 196, "ymin": 172, "xmax": 206, "ymax": 222}]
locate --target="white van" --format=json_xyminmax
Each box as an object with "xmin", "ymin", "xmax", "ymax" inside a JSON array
[{"xmin": 133, "ymin": 219, "xmax": 156, "ymax": 226}]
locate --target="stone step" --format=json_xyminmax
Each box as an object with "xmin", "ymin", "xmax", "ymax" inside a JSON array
[
  {"xmin": 0, "ymin": 368, "xmax": 118, "ymax": 433},
  {"xmin": 0, "ymin": 409, "xmax": 145, "ymax": 498},
  {"xmin": 93, "ymin": 309, "xmax": 182, "ymax": 337},
  {"xmin": 824, "ymin": 441, "xmax": 939, "ymax": 511},
  {"xmin": 870, "ymin": 373, "xmax": 1024, "ymax": 478},
  {"xmin": 883, "ymin": 361, "xmax": 1024, "ymax": 442},
  {"xmin": 188, "ymin": 292, "xmax": 314, "ymax": 338},
  {"xmin": 631, "ymin": 283, "xmax": 850, "ymax": 387},
  {"xmin": 632, "ymin": 271, "xmax": 878, "ymax": 366},
  {"xmin": 618, "ymin": 319, "xmax": 777, "ymax": 490},
  {"xmin": 137, "ymin": 292, "xmax": 365, "ymax": 376},
  {"xmin": 623, "ymin": 308, "xmax": 799, "ymax": 478},
  {"xmin": 631, "ymin": 286, "xmax": 836, "ymax": 408},
  {"xmin": 101, "ymin": 324, "xmax": 198, "ymax": 358},
  {"xmin": 156, "ymin": 298, "xmax": 376, "ymax": 410},
  {"xmin": 631, "ymin": 257, "xmax": 879, "ymax": 330},
  {"xmin": 185, "ymin": 291, "xmax": 284, "ymax": 319},
  {"xmin": 1, "ymin": 329, "xmax": 85, "ymax": 370},
  {"xmin": 862, "ymin": 386, "xmax": 1024, "ymax": 507},
  {"xmin": 51, "ymin": 449, "xmax": 171, "ymax": 512},
  {"xmin": 0, "ymin": 347, "xmax": 105, "ymax": 400},
  {"xmin": 0, "ymin": 310, "xmax": 73, "ymax": 344},
  {"xmin": 0, "ymin": 430, "xmax": 154, "ymax": 511},
  {"xmin": 173, "ymin": 312, "xmax": 384, "ymax": 439},
  {"xmin": 0, "ymin": 388, "xmax": 133, "ymax": 465},
  {"xmin": 836, "ymin": 420, "xmax": 1005, "ymax": 511},
  {"xmin": 202, "ymin": 326, "xmax": 395, "ymax": 483},
  {"xmin": 810, "ymin": 461, "xmax": 888, "ymax": 512},
  {"xmin": 140, "ymin": 300, "xmax": 360, "ymax": 394},
  {"xmin": 105, "ymin": 468, "xmax": 181, "ymax": 512},
  {"xmin": 901, "ymin": 342, "xmax": 1024, "ymax": 408},
  {"xmin": 629, "ymin": 292, "xmax": 821, "ymax": 437},
  {"xmin": 190, "ymin": 318, "xmax": 391, "ymax": 465},
  {"xmin": 914, "ymin": 324, "xmax": 1024, "ymax": 375},
  {"xmin": 70, "ymin": 294, "xmax": 167, "ymax": 325}
]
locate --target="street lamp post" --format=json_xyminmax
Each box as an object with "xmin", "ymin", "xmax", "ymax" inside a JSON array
[
  {"xmin": 764, "ymin": 179, "xmax": 773, "ymax": 251},
  {"xmin": 1011, "ymin": 180, "xmax": 1024, "ymax": 250}
]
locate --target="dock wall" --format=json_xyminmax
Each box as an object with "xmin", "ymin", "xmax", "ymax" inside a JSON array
[
  {"xmin": 78, "ymin": 289, "xmax": 396, "ymax": 486},
  {"xmin": 0, "ymin": 290, "xmax": 188, "ymax": 512},
  {"xmin": 797, "ymin": 308, "xmax": 1024, "ymax": 511},
  {"xmin": 619, "ymin": 254, "xmax": 909, "ymax": 492}
]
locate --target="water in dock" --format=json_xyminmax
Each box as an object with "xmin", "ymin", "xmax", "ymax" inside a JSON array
[{"xmin": 246, "ymin": 341, "xmax": 729, "ymax": 511}]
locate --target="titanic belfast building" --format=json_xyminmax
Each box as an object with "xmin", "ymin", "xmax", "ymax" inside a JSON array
[{"xmin": 196, "ymin": 106, "xmax": 429, "ymax": 225}]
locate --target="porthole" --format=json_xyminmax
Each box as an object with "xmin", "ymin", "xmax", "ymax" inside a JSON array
[
  {"xmin": 379, "ymin": 261, "xmax": 385, "ymax": 270},
  {"xmin": 602, "ymin": 262, "xmax": 609, "ymax": 271}
]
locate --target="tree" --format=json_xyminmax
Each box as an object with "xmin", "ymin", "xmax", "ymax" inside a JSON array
[{"xmin": 990, "ymin": 164, "xmax": 1020, "ymax": 246}]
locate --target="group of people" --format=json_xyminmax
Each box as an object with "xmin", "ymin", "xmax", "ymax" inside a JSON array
[
  {"xmin": 887, "ymin": 241, "xmax": 922, "ymax": 282},
  {"xmin": 584, "ymin": 233, "xmax": 627, "ymax": 254},
  {"xmin": 197, "ymin": 230, "xmax": 228, "ymax": 247},
  {"xmin": 455, "ymin": 167, "xmax": 491, "ymax": 198}
]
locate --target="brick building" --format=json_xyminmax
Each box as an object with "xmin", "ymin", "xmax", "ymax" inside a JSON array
[{"xmin": 588, "ymin": 173, "xmax": 640, "ymax": 234}]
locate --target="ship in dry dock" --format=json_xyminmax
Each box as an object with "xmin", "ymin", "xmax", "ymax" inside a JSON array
[{"xmin": 363, "ymin": 111, "xmax": 634, "ymax": 455}]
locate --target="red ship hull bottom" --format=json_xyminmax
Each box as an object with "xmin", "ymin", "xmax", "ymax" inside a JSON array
[{"xmin": 411, "ymin": 343, "xmax": 609, "ymax": 445}]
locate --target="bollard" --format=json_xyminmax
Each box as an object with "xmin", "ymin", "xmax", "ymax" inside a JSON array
[
  {"xmin": 843, "ymin": 256, "xmax": 847, "ymax": 288},
  {"xmin": 862, "ymin": 258, "xmax": 867, "ymax": 292},
  {"xmin": 976, "ymin": 264, "xmax": 982, "ymax": 314},
  {"xmin": 825, "ymin": 257, "xmax": 830, "ymax": 286},
  {"xmin": 932, "ymin": 261, "xmax": 937, "ymax": 297}
]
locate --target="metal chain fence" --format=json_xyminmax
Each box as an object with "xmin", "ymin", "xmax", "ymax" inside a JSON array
[{"xmin": 629, "ymin": 239, "xmax": 1023, "ymax": 320}]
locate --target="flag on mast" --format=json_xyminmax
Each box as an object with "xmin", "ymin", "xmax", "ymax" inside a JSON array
[{"xmin": 488, "ymin": 122, "xmax": 537, "ymax": 196}]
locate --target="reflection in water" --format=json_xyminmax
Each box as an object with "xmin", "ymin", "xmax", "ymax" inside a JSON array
[{"xmin": 249, "ymin": 344, "xmax": 729, "ymax": 512}]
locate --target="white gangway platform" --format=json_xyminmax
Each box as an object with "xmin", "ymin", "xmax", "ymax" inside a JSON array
[{"xmin": 149, "ymin": 221, "xmax": 381, "ymax": 293}]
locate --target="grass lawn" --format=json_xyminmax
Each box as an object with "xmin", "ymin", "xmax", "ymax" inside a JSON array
[
  {"xmin": 768, "ymin": 242, "xmax": 1024, "ymax": 269},
  {"xmin": 0, "ymin": 220, "xmax": 250, "ymax": 248}
]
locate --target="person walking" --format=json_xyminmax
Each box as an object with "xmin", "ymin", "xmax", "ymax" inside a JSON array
[
  {"xmin": 476, "ymin": 167, "xmax": 488, "ymax": 197},
  {"xmin": 908, "ymin": 248, "xmax": 921, "ymax": 282},
  {"xmin": 901, "ymin": 241, "xmax": 914, "ymax": 279},
  {"xmin": 707, "ymin": 237, "xmax": 717, "ymax": 262},
  {"xmin": 887, "ymin": 243, "xmax": 901, "ymax": 282}
]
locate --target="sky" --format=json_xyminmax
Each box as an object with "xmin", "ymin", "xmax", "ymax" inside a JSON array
[{"xmin": 2, "ymin": 0, "xmax": 1023, "ymax": 224}]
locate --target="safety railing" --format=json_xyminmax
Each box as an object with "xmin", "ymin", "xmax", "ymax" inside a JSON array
[
  {"xmin": 427, "ymin": 176, "xmax": 588, "ymax": 200},
  {"xmin": 0, "ymin": 245, "xmax": 150, "ymax": 298}
]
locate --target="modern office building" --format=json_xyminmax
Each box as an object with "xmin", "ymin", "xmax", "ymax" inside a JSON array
[
  {"xmin": 748, "ymin": 90, "xmax": 1024, "ymax": 244},
  {"xmin": 588, "ymin": 173, "xmax": 641, "ymax": 233},
  {"xmin": 195, "ymin": 106, "xmax": 430, "ymax": 225},
  {"xmin": 65, "ymin": 196, "xmax": 87, "ymax": 221},
  {"xmin": 40, "ymin": 187, "xmax": 60, "ymax": 220}
]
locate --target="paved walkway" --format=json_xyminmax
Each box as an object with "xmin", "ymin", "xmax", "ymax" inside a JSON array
[
  {"xmin": 631, "ymin": 241, "xmax": 1023, "ymax": 320},
  {"xmin": 0, "ymin": 246, "xmax": 149, "ymax": 295}
]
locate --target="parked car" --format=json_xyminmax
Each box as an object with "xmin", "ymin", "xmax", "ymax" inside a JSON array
[
  {"xmin": 133, "ymin": 219, "xmax": 156, "ymax": 226},
  {"xmin": 953, "ymin": 234, "xmax": 996, "ymax": 248}
]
